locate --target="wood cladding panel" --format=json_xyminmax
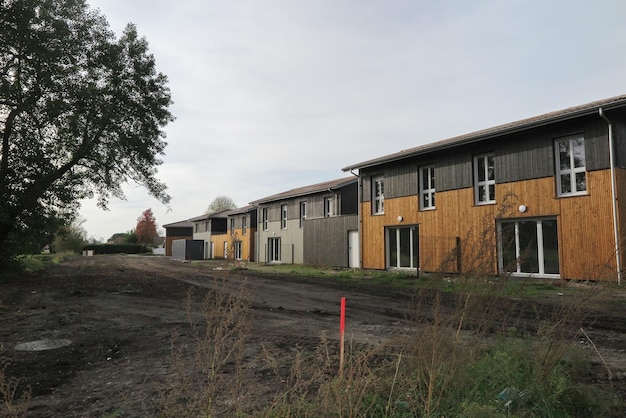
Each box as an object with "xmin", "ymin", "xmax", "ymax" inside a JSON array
[
  {"xmin": 303, "ymin": 215, "xmax": 358, "ymax": 267},
  {"xmin": 360, "ymin": 170, "xmax": 619, "ymax": 280}
]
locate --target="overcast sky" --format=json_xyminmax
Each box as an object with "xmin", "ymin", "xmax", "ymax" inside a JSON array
[{"xmin": 81, "ymin": 0, "xmax": 626, "ymax": 241}]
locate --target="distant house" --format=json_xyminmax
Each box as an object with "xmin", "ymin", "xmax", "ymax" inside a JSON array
[
  {"xmin": 210, "ymin": 206, "xmax": 257, "ymax": 261},
  {"xmin": 343, "ymin": 94, "xmax": 626, "ymax": 281},
  {"xmin": 190, "ymin": 211, "xmax": 228, "ymax": 259},
  {"xmin": 250, "ymin": 177, "xmax": 359, "ymax": 267},
  {"xmin": 162, "ymin": 220, "xmax": 193, "ymax": 257},
  {"xmin": 152, "ymin": 236, "xmax": 166, "ymax": 256}
]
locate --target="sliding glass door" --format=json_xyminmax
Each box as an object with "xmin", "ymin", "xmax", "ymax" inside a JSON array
[
  {"xmin": 499, "ymin": 218, "xmax": 559, "ymax": 277},
  {"xmin": 386, "ymin": 226, "xmax": 418, "ymax": 270}
]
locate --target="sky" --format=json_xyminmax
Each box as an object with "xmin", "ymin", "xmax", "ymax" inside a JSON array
[{"xmin": 80, "ymin": 0, "xmax": 626, "ymax": 241}]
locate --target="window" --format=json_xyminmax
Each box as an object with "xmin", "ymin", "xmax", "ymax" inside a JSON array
[
  {"xmin": 386, "ymin": 226, "xmax": 419, "ymax": 270},
  {"xmin": 372, "ymin": 176, "xmax": 384, "ymax": 214},
  {"xmin": 324, "ymin": 196, "xmax": 333, "ymax": 217},
  {"xmin": 281, "ymin": 204, "xmax": 287, "ymax": 229},
  {"xmin": 419, "ymin": 166, "xmax": 436, "ymax": 210},
  {"xmin": 499, "ymin": 218, "xmax": 559, "ymax": 277},
  {"xmin": 230, "ymin": 218, "xmax": 235, "ymax": 235},
  {"xmin": 474, "ymin": 154, "xmax": 495, "ymax": 204},
  {"xmin": 556, "ymin": 136, "xmax": 586, "ymax": 196},
  {"xmin": 234, "ymin": 241, "xmax": 242, "ymax": 260},
  {"xmin": 205, "ymin": 221, "xmax": 210, "ymax": 232},
  {"xmin": 262, "ymin": 207, "xmax": 268, "ymax": 231},
  {"xmin": 223, "ymin": 241, "xmax": 228, "ymax": 259},
  {"xmin": 299, "ymin": 201, "xmax": 307, "ymax": 228},
  {"xmin": 195, "ymin": 223, "xmax": 199, "ymax": 233},
  {"xmin": 242, "ymin": 216, "xmax": 247, "ymax": 235}
]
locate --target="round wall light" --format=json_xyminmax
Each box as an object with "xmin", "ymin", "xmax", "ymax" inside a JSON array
[
  {"xmin": 518, "ymin": 205, "xmax": 527, "ymax": 213},
  {"xmin": 397, "ymin": 215, "xmax": 403, "ymax": 222}
]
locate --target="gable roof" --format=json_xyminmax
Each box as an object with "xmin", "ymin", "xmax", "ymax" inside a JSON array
[
  {"xmin": 162, "ymin": 219, "xmax": 193, "ymax": 229},
  {"xmin": 249, "ymin": 176, "xmax": 357, "ymax": 205},
  {"xmin": 188, "ymin": 209, "xmax": 230, "ymax": 223},
  {"xmin": 225, "ymin": 205, "xmax": 257, "ymax": 216},
  {"xmin": 342, "ymin": 93, "xmax": 626, "ymax": 172}
]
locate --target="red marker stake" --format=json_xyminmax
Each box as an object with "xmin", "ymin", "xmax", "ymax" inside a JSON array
[{"xmin": 339, "ymin": 297, "xmax": 346, "ymax": 376}]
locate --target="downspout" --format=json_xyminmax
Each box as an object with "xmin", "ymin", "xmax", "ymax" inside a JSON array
[
  {"xmin": 599, "ymin": 108, "xmax": 622, "ymax": 285},
  {"xmin": 350, "ymin": 169, "xmax": 362, "ymax": 268}
]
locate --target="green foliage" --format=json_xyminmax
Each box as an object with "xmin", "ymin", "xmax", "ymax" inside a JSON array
[
  {"xmin": 52, "ymin": 217, "xmax": 88, "ymax": 254},
  {"xmin": 82, "ymin": 244, "xmax": 149, "ymax": 255},
  {"xmin": 0, "ymin": 0, "xmax": 173, "ymax": 270},
  {"xmin": 205, "ymin": 196, "xmax": 237, "ymax": 214}
]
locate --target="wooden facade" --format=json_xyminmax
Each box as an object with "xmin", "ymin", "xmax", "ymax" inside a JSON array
[
  {"xmin": 210, "ymin": 207, "xmax": 257, "ymax": 261},
  {"xmin": 346, "ymin": 95, "xmax": 626, "ymax": 281}
]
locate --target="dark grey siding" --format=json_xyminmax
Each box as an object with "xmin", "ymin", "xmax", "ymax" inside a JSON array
[
  {"xmin": 303, "ymin": 215, "xmax": 358, "ymax": 267},
  {"xmin": 306, "ymin": 195, "xmax": 325, "ymax": 218},
  {"xmin": 386, "ymin": 164, "xmax": 417, "ymax": 199},
  {"xmin": 436, "ymin": 151, "xmax": 473, "ymax": 192},
  {"xmin": 341, "ymin": 182, "xmax": 358, "ymax": 214},
  {"xmin": 496, "ymin": 132, "xmax": 554, "ymax": 183},
  {"xmin": 166, "ymin": 227, "xmax": 192, "ymax": 237},
  {"xmin": 210, "ymin": 218, "xmax": 227, "ymax": 234},
  {"xmin": 607, "ymin": 122, "xmax": 626, "ymax": 167}
]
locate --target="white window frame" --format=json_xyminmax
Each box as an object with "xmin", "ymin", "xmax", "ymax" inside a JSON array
[
  {"xmin": 234, "ymin": 241, "xmax": 242, "ymax": 260},
  {"xmin": 299, "ymin": 201, "xmax": 306, "ymax": 228},
  {"xmin": 555, "ymin": 135, "xmax": 587, "ymax": 197},
  {"xmin": 242, "ymin": 216, "xmax": 247, "ymax": 235},
  {"xmin": 268, "ymin": 237, "xmax": 281, "ymax": 262},
  {"xmin": 281, "ymin": 204, "xmax": 287, "ymax": 230},
  {"xmin": 372, "ymin": 175, "xmax": 384, "ymax": 215},
  {"xmin": 419, "ymin": 165, "xmax": 436, "ymax": 210},
  {"xmin": 230, "ymin": 218, "xmax": 235, "ymax": 235},
  {"xmin": 497, "ymin": 218, "xmax": 560, "ymax": 278},
  {"xmin": 474, "ymin": 153, "xmax": 496, "ymax": 205},
  {"xmin": 262, "ymin": 207, "xmax": 268, "ymax": 231},
  {"xmin": 324, "ymin": 196, "xmax": 334, "ymax": 217}
]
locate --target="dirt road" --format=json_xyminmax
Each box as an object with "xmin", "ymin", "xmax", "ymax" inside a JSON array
[{"xmin": 1, "ymin": 255, "xmax": 626, "ymax": 416}]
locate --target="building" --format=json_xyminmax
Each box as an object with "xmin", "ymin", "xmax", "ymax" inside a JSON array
[
  {"xmin": 343, "ymin": 94, "xmax": 626, "ymax": 282},
  {"xmin": 190, "ymin": 211, "xmax": 228, "ymax": 259},
  {"xmin": 210, "ymin": 206, "xmax": 257, "ymax": 261},
  {"xmin": 250, "ymin": 177, "xmax": 359, "ymax": 267},
  {"xmin": 162, "ymin": 220, "xmax": 193, "ymax": 257}
]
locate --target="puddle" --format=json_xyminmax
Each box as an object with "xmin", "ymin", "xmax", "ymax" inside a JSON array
[{"xmin": 15, "ymin": 339, "xmax": 72, "ymax": 351}]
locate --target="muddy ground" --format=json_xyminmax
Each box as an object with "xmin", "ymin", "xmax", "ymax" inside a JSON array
[{"xmin": 2, "ymin": 255, "xmax": 626, "ymax": 417}]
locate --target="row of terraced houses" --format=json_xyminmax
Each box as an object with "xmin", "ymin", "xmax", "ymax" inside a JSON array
[{"xmin": 164, "ymin": 94, "xmax": 626, "ymax": 282}]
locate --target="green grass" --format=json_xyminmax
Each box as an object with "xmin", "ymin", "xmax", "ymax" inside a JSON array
[{"xmin": 17, "ymin": 252, "xmax": 75, "ymax": 272}]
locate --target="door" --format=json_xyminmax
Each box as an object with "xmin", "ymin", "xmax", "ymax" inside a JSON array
[
  {"xmin": 223, "ymin": 241, "xmax": 228, "ymax": 259},
  {"xmin": 210, "ymin": 242, "xmax": 215, "ymax": 259},
  {"xmin": 386, "ymin": 226, "xmax": 419, "ymax": 270},
  {"xmin": 268, "ymin": 237, "xmax": 281, "ymax": 262},
  {"xmin": 348, "ymin": 230, "xmax": 359, "ymax": 268},
  {"xmin": 499, "ymin": 218, "xmax": 559, "ymax": 277}
]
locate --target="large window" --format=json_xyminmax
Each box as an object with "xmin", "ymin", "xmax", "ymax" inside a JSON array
[
  {"xmin": 281, "ymin": 204, "xmax": 287, "ymax": 229},
  {"xmin": 299, "ymin": 201, "xmax": 306, "ymax": 228},
  {"xmin": 386, "ymin": 226, "xmax": 419, "ymax": 270},
  {"xmin": 372, "ymin": 175, "xmax": 385, "ymax": 214},
  {"xmin": 556, "ymin": 136, "xmax": 586, "ymax": 196},
  {"xmin": 262, "ymin": 207, "xmax": 268, "ymax": 231},
  {"xmin": 499, "ymin": 218, "xmax": 559, "ymax": 277},
  {"xmin": 419, "ymin": 165, "xmax": 436, "ymax": 210},
  {"xmin": 474, "ymin": 154, "xmax": 495, "ymax": 204}
]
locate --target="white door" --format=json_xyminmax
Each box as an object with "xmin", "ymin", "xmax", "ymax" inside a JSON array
[
  {"xmin": 210, "ymin": 242, "xmax": 215, "ymax": 259},
  {"xmin": 348, "ymin": 230, "xmax": 359, "ymax": 268}
]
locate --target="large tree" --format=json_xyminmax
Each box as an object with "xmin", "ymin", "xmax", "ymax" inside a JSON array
[
  {"xmin": 135, "ymin": 208, "xmax": 157, "ymax": 245},
  {"xmin": 205, "ymin": 196, "xmax": 237, "ymax": 214},
  {"xmin": 0, "ymin": 0, "xmax": 173, "ymax": 267}
]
